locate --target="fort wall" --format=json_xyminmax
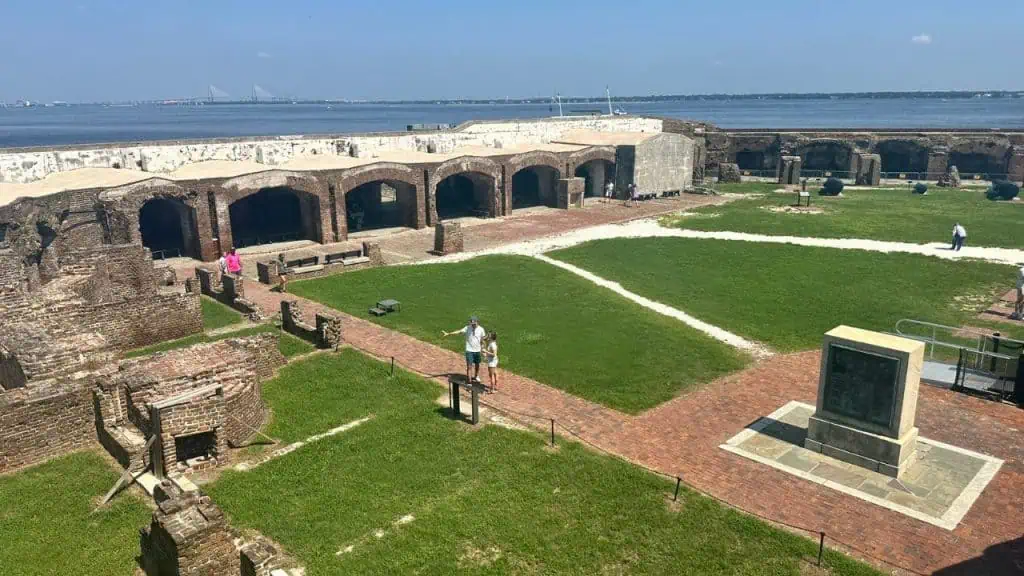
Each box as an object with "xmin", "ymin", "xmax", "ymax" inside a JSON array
[{"xmin": 0, "ymin": 116, "xmax": 662, "ymax": 184}]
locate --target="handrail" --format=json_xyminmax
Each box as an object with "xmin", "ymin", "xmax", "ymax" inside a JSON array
[
  {"xmin": 893, "ymin": 318, "xmax": 1024, "ymax": 364},
  {"xmin": 896, "ymin": 318, "xmax": 1024, "ymax": 345}
]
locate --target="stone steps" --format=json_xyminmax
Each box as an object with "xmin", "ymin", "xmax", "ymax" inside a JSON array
[{"xmin": 98, "ymin": 420, "xmax": 150, "ymax": 474}]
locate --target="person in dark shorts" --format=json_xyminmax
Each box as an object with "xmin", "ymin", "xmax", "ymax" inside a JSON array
[{"xmin": 443, "ymin": 315, "xmax": 487, "ymax": 384}]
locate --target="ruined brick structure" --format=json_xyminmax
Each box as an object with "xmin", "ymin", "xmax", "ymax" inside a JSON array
[
  {"xmin": 280, "ymin": 300, "xmax": 342, "ymax": 350},
  {"xmin": 140, "ymin": 483, "xmax": 239, "ymax": 576},
  {"xmin": 94, "ymin": 334, "xmax": 284, "ymax": 477},
  {"xmin": 434, "ymin": 221, "xmax": 463, "ymax": 255},
  {"xmin": 557, "ymin": 177, "xmax": 585, "ymax": 209},
  {"xmin": 704, "ymin": 129, "xmax": 1024, "ymax": 182},
  {"xmin": 0, "ymin": 243, "xmax": 203, "ymax": 473}
]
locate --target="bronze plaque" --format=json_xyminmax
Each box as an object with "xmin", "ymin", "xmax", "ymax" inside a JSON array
[{"xmin": 822, "ymin": 344, "xmax": 900, "ymax": 429}]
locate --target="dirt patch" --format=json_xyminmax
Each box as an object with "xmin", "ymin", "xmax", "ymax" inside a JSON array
[
  {"xmin": 953, "ymin": 292, "xmax": 999, "ymax": 313},
  {"xmin": 799, "ymin": 560, "xmax": 833, "ymax": 576},
  {"xmin": 458, "ymin": 543, "xmax": 502, "ymax": 568},
  {"xmin": 764, "ymin": 205, "xmax": 826, "ymax": 215},
  {"xmin": 664, "ymin": 494, "xmax": 686, "ymax": 513},
  {"xmin": 675, "ymin": 212, "xmax": 721, "ymax": 220}
]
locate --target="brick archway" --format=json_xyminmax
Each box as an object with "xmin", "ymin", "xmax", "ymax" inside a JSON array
[
  {"xmin": 504, "ymin": 151, "xmax": 565, "ymax": 214},
  {"xmin": 335, "ymin": 163, "xmax": 426, "ymax": 237},
  {"xmin": 217, "ymin": 171, "xmax": 331, "ymax": 250},
  {"xmin": 428, "ymin": 157, "xmax": 502, "ymax": 225},
  {"xmin": 568, "ymin": 146, "xmax": 618, "ymax": 199},
  {"xmin": 99, "ymin": 178, "xmax": 210, "ymax": 260}
]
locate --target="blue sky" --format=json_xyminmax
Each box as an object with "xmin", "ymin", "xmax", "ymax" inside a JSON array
[{"xmin": 1, "ymin": 0, "xmax": 1020, "ymax": 102}]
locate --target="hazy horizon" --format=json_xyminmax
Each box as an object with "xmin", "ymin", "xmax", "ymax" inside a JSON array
[{"xmin": 2, "ymin": 0, "xmax": 1021, "ymax": 103}]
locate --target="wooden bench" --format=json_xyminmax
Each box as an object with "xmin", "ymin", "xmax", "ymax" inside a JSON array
[
  {"xmin": 286, "ymin": 256, "xmax": 319, "ymax": 269},
  {"xmin": 324, "ymin": 250, "xmax": 362, "ymax": 265}
]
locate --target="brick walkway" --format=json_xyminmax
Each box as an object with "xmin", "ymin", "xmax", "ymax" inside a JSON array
[{"xmin": 243, "ymin": 280, "xmax": 1024, "ymax": 576}]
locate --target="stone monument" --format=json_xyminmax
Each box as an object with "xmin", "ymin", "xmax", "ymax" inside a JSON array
[{"xmin": 804, "ymin": 326, "xmax": 924, "ymax": 478}]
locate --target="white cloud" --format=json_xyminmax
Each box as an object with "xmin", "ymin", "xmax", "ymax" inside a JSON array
[
  {"xmin": 911, "ymin": 34, "xmax": 932, "ymax": 45},
  {"xmin": 257, "ymin": 51, "xmax": 272, "ymax": 59}
]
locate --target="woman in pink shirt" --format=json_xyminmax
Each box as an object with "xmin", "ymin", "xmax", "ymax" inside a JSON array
[{"xmin": 224, "ymin": 247, "xmax": 242, "ymax": 275}]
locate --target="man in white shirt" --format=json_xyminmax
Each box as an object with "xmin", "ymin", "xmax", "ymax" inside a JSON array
[
  {"xmin": 952, "ymin": 223, "xmax": 967, "ymax": 251},
  {"xmin": 443, "ymin": 315, "xmax": 487, "ymax": 384}
]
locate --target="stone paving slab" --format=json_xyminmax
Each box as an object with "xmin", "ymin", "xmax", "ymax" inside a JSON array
[{"xmin": 720, "ymin": 401, "xmax": 1003, "ymax": 530}]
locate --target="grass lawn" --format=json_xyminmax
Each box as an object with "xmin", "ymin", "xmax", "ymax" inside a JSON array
[
  {"xmin": 124, "ymin": 323, "xmax": 314, "ymax": 359},
  {"xmin": 288, "ymin": 255, "xmax": 748, "ymax": 413},
  {"xmin": 0, "ymin": 451, "xmax": 152, "ymax": 576},
  {"xmin": 201, "ymin": 296, "xmax": 244, "ymax": 330},
  {"xmin": 208, "ymin": 351, "xmax": 880, "ymax": 576},
  {"xmin": 669, "ymin": 187, "xmax": 1024, "ymax": 248},
  {"xmin": 551, "ymin": 238, "xmax": 1016, "ymax": 352}
]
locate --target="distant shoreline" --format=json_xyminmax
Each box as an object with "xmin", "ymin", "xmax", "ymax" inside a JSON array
[{"xmin": 4, "ymin": 90, "xmax": 1022, "ymax": 108}]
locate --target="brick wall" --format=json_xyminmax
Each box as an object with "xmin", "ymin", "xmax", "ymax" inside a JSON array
[
  {"xmin": 0, "ymin": 382, "xmax": 97, "ymax": 474},
  {"xmin": 140, "ymin": 486, "xmax": 238, "ymax": 576}
]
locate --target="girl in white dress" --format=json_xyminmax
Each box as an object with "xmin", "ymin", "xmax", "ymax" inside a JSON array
[{"xmin": 485, "ymin": 332, "xmax": 499, "ymax": 392}]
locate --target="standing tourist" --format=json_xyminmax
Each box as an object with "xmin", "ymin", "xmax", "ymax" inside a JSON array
[
  {"xmin": 604, "ymin": 180, "xmax": 614, "ymax": 203},
  {"xmin": 485, "ymin": 332, "xmax": 499, "ymax": 392},
  {"xmin": 225, "ymin": 247, "xmax": 243, "ymax": 275},
  {"xmin": 217, "ymin": 251, "xmax": 228, "ymax": 285},
  {"xmin": 1013, "ymin": 266, "xmax": 1024, "ymax": 320},
  {"xmin": 276, "ymin": 253, "xmax": 289, "ymax": 293},
  {"xmin": 442, "ymin": 315, "xmax": 487, "ymax": 384}
]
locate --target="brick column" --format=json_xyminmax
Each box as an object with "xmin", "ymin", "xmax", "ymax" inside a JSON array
[
  {"xmin": 1007, "ymin": 148, "xmax": 1024, "ymax": 183},
  {"xmin": 926, "ymin": 148, "xmax": 949, "ymax": 180}
]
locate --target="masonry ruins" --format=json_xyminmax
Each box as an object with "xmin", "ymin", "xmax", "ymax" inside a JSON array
[{"xmin": 2, "ymin": 114, "xmax": 1021, "ymax": 575}]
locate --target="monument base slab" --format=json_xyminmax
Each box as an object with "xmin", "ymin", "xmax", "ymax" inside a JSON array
[{"xmin": 805, "ymin": 415, "xmax": 918, "ymax": 478}]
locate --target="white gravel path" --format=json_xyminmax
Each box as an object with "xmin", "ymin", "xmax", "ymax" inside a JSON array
[
  {"xmin": 416, "ymin": 218, "xmax": 1024, "ymax": 265},
  {"xmin": 408, "ymin": 217, "xmax": 1024, "ymax": 356},
  {"xmin": 535, "ymin": 254, "xmax": 773, "ymax": 359}
]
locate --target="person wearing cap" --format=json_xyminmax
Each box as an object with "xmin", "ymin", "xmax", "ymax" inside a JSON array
[{"xmin": 442, "ymin": 315, "xmax": 487, "ymax": 384}]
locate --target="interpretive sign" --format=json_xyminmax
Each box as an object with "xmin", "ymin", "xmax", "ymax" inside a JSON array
[{"xmin": 821, "ymin": 344, "xmax": 900, "ymax": 429}]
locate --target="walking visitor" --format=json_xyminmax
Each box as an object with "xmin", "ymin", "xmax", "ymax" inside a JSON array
[
  {"xmin": 604, "ymin": 180, "xmax": 614, "ymax": 203},
  {"xmin": 225, "ymin": 247, "xmax": 243, "ymax": 275},
  {"xmin": 952, "ymin": 223, "xmax": 967, "ymax": 251},
  {"xmin": 442, "ymin": 315, "xmax": 487, "ymax": 385}
]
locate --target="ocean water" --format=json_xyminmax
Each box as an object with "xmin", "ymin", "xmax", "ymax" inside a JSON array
[{"xmin": 1, "ymin": 98, "xmax": 1022, "ymax": 148}]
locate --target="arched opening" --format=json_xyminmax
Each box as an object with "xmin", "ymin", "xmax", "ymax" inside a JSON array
[
  {"xmin": 799, "ymin": 143, "xmax": 852, "ymax": 173},
  {"xmin": 0, "ymin": 223, "xmax": 8, "ymax": 244},
  {"xmin": 735, "ymin": 149, "xmax": 767, "ymax": 171},
  {"xmin": 511, "ymin": 165, "xmax": 560, "ymax": 209},
  {"xmin": 139, "ymin": 198, "xmax": 197, "ymax": 259},
  {"xmin": 228, "ymin": 187, "xmax": 321, "ymax": 248},
  {"xmin": 948, "ymin": 152, "xmax": 1006, "ymax": 178},
  {"xmin": 435, "ymin": 173, "xmax": 492, "ymax": 220},
  {"xmin": 574, "ymin": 160, "xmax": 616, "ymax": 198},
  {"xmin": 876, "ymin": 141, "xmax": 929, "ymax": 175},
  {"xmin": 345, "ymin": 180, "xmax": 418, "ymax": 233}
]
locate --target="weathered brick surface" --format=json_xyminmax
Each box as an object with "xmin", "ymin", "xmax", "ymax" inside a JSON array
[
  {"xmin": 0, "ymin": 382, "xmax": 97, "ymax": 473},
  {"xmin": 95, "ymin": 334, "xmax": 283, "ymax": 476},
  {"xmin": 433, "ymin": 222, "xmax": 463, "ymax": 255},
  {"xmin": 140, "ymin": 486, "xmax": 238, "ymax": 576}
]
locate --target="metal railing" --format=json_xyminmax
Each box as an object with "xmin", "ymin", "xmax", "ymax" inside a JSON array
[
  {"xmin": 895, "ymin": 319, "xmax": 1024, "ymax": 359},
  {"xmin": 953, "ymin": 347, "xmax": 1019, "ymax": 401},
  {"xmin": 895, "ymin": 319, "xmax": 1021, "ymax": 402},
  {"xmin": 725, "ymin": 170, "xmax": 1018, "ymax": 184}
]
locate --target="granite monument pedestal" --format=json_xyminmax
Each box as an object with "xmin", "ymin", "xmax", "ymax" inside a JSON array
[{"xmin": 804, "ymin": 326, "xmax": 925, "ymax": 478}]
